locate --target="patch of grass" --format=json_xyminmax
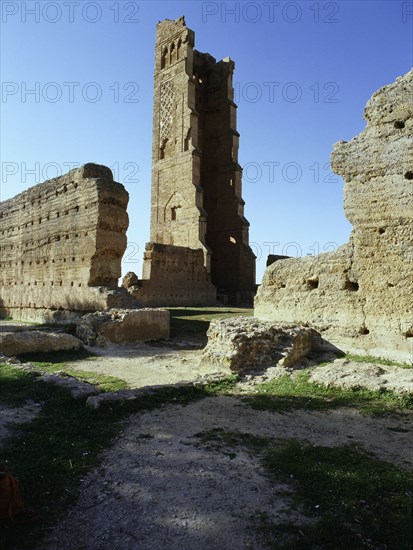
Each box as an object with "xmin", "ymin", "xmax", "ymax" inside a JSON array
[
  {"xmin": 203, "ymin": 374, "xmax": 239, "ymax": 394},
  {"xmin": 0, "ymin": 365, "xmax": 54, "ymax": 406},
  {"xmin": 346, "ymin": 354, "xmax": 412, "ymax": 369},
  {"xmin": 15, "ymin": 349, "xmax": 128, "ymax": 393},
  {"xmin": 59, "ymin": 369, "xmax": 128, "ymax": 393},
  {"xmin": 6, "ymin": 350, "xmax": 124, "ymax": 393},
  {"xmin": 34, "ymin": 363, "xmax": 128, "ymax": 393},
  {"xmin": 244, "ymin": 372, "xmax": 413, "ymax": 415},
  {"xmin": 260, "ymin": 440, "xmax": 413, "ymax": 549},
  {"xmin": 0, "ymin": 385, "xmax": 127, "ymax": 549}
]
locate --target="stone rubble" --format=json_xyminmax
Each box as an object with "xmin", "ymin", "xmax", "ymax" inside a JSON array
[
  {"xmin": 309, "ymin": 358, "xmax": 413, "ymax": 395},
  {"xmin": 40, "ymin": 372, "xmax": 100, "ymax": 399},
  {"xmin": 201, "ymin": 316, "xmax": 319, "ymax": 373}
]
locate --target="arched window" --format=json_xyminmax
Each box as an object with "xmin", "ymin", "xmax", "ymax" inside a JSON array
[
  {"xmin": 177, "ymin": 38, "xmax": 182, "ymax": 59},
  {"xmin": 171, "ymin": 205, "xmax": 181, "ymax": 220},
  {"xmin": 184, "ymin": 127, "xmax": 191, "ymax": 151},
  {"xmin": 169, "ymin": 42, "xmax": 175, "ymax": 65},
  {"xmin": 160, "ymin": 138, "xmax": 168, "ymax": 159},
  {"xmin": 161, "ymin": 46, "xmax": 168, "ymax": 69}
]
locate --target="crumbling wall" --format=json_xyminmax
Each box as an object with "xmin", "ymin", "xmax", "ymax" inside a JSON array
[
  {"xmin": 127, "ymin": 243, "xmax": 216, "ymax": 307},
  {"xmin": 0, "ymin": 163, "xmax": 134, "ymax": 322},
  {"xmin": 255, "ymin": 70, "xmax": 413, "ymax": 362}
]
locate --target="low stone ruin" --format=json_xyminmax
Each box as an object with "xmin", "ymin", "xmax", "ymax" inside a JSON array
[
  {"xmin": 124, "ymin": 243, "xmax": 216, "ymax": 307},
  {"xmin": 0, "ymin": 163, "xmax": 138, "ymax": 322},
  {"xmin": 76, "ymin": 309, "xmax": 170, "ymax": 346},
  {"xmin": 309, "ymin": 358, "xmax": 413, "ymax": 395},
  {"xmin": 255, "ymin": 69, "xmax": 413, "ymax": 362},
  {"xmin": 201, "ymin": 317, "xmax": 319, "ymax": 373},
  {"xmin": 0, "ymin": 331, "xmax": 83, "ymax": 356}
]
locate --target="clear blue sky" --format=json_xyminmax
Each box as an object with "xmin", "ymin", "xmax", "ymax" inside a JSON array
[{"xmin": 1, "ymin": 1, "xmax": 412, "ymax": 281}]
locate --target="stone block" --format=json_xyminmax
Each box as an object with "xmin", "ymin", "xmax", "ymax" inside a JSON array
[
  {"xmin": 76, "ymin": 309, "xmax": 170, "ymax": 346},
  {"xmin": 0, "ymin": 331, "xmax": 83, "ymax": 356}
]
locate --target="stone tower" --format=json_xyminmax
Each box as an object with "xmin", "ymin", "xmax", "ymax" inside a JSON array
[{"xmin": 148, "ymin": 16, "xmax": 256, "ymax": 304}]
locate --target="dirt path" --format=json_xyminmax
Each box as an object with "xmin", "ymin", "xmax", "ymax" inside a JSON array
[{"xmin": 42, "ymin": 396, "xmax": 413, "ymax": 550}]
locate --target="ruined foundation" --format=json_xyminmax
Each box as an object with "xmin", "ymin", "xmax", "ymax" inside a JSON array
[
  {"xmin": 0, "ymin": 164, "xmax": 137, "ymax": 322},
  {"xmin": 201, "ymin": 317, "xmax": 318, "ymax": 373},
  {"xmin": 255, "ymin": 70, "xmax": 413, "ymax": 362},
  {"xmin": 129, "ymin": 243, "xmax": 216, "ymax": 307}
]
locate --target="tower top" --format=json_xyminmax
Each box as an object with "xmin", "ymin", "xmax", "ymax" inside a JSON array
[
  {"xmin": 156, "ymin": 16, "xmax": 194, "ymax": 47},
  {"xmin": 157, "ymin": 15, "xmax": 186, "ymax": 28}
]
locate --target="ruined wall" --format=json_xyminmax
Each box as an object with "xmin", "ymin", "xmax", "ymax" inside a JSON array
[
  {"xmin": 146, "ymin": 17, "xmax": 255, "ymax": 305},
  {"xmin": 129, "ymin": 243, "xmax": 216, "ymax": 306},
  {"xmin": 0, "ymin": 164, "xmax": 134, "ymax": 322},
  {"xmin": 255, "ymin": 70, "xmax": 413, "ymax": 362}
]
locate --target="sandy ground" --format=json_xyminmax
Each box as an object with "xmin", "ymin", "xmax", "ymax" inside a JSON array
[
  {"xmin": 42, "ymin": 396, "xmax": 413, "ymax": 550},
  {"xmin": 68, "ymin": 343, "xmax": 233, "ymax": 387}
]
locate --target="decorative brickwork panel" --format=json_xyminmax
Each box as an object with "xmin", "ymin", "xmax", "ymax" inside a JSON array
[{"xmin": 159, "ymin": 80, "xmax": 175, "ymax": 142}]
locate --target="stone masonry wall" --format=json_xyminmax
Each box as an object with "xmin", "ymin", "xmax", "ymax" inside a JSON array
[
  {"xmin": 255, "ymin": 70, "xmax": 413, "ymax": 362},
  {"xmin": 129, "ymin": 243, "xmax": 216, "ymax": 307},
  {"xmin": 0, "ymin": 164, "xmax": 133, "ymax": 322}
]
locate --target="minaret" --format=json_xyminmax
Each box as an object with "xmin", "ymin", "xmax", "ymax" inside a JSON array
[
  {"xmin": 148, "ymin": 16, "xmax": 256, "ymax": 304},
  {"xmin": 150, "ymin": 17, "xmax": 207, "ymax": 257}
]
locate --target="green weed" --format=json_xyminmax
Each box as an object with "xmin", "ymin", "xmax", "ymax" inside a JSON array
[
  {"xmin": 244, "ymin": 372, "xmax": 413, "ymax": 415},
  {"xmin": 346, "ymin": 354, "xmax": 412, "ymax": 369}
]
